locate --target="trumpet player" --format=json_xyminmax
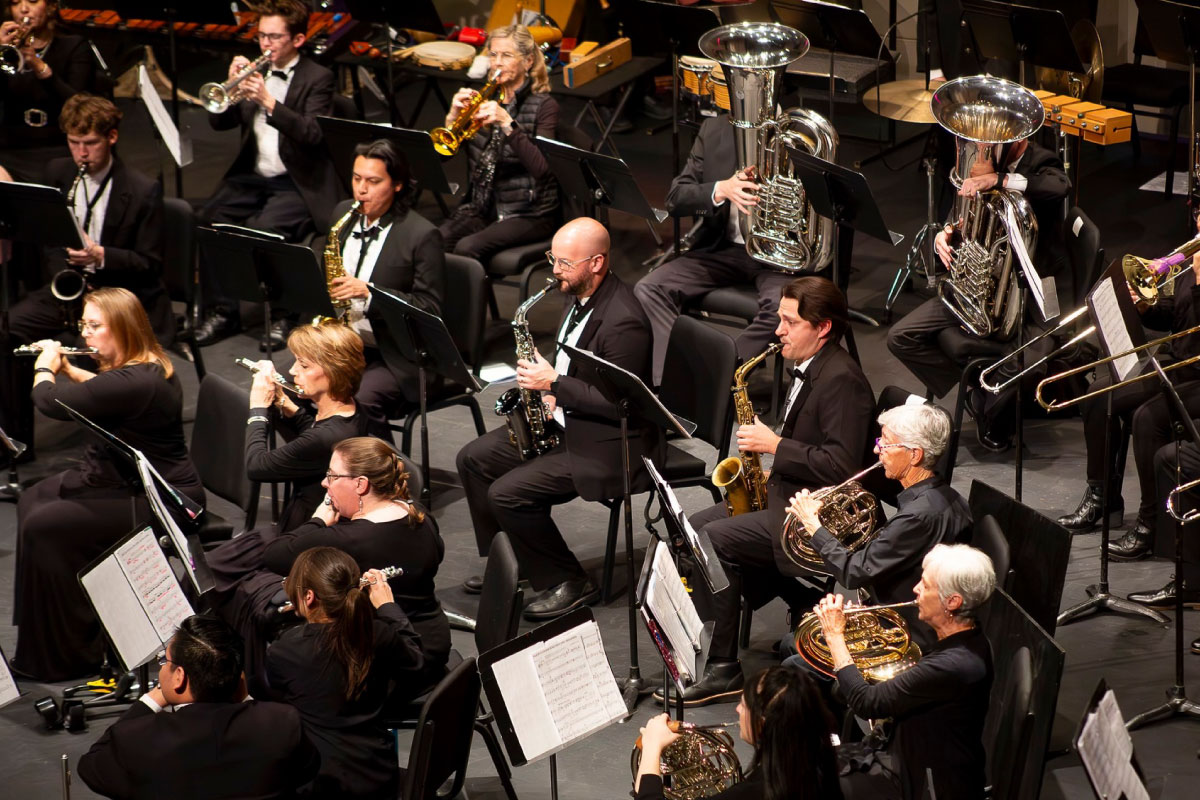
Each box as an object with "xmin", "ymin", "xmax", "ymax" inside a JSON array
[
  {"xmin": 196, "ymin": 0, "xmax": 339, "ymax": 347},
  {"xmin": 815, "ymin": 543, "xmax": 996, "ymax": 800}
]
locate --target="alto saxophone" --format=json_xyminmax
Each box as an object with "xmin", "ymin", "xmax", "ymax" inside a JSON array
[
  {"xmin": 494, "ymin": 277, "xmax": 562, "ymax": 460},
  {"xmin": 314, "ymin": 200, "xmax": 361, "ymax": 325},
  {"xmin": 711, "ymin": 343, "xmax": 782, "ymax": 516}
]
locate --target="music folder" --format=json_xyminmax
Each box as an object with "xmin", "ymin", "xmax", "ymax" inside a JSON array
[
  {"xmin": 642, "ymin": 455, "xmax": 728, "ymax": 594},
  {"xmin": 1073, "ymin": 679, "xmax": 1150, "ymax": 800},
  {"xmin": 636, "ymin": 538, "xmax": 714, "ymax": 695}
]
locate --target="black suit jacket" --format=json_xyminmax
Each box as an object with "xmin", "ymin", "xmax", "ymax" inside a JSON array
[
  {"xmin": 553, "ymin": 271, "xmax": 665, "ymax": 501},
  {"xmin": 666, "ymin": 115, "xmax": 737, "ymax": 253},
  {"xmin": 210, "ymin": 56, "xmax": 340, "ymax": 229},
  {"xmin": 1004, "ymin": 140, "xmax": 1070, "ymax": 279},
  {"xmin": 77, "ymin": 699, "xmax": 320, "ymax": 800},
  {"xmin": 768, "ymin": 340, "xmax": 875, "ymax": 575}
]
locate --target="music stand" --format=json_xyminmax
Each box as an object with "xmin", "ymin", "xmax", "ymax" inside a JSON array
[
  {"xmin": 343, "ymin": 0, "xmax": 447, "ymax": 125},
  {"xmin": 561, "ymin": 343, "xmax": 695, "ymax": 714}
]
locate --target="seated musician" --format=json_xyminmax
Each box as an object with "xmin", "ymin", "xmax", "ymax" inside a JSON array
[
  {"xmin": 786, "ymin": 402, "xmax": 972, "ymax": 651},
  {"xmin": 0, "ymin": 0, "xmax": 95, "ymax": 184},
  {"xmin": 1148, "ymin": 435, "xmax": 1200, "ymax": 641},
  {"xmin": 11, "ymin": 288, "xmax": 204, "ymax": 682},
  {"xmin": 196, "ymin": 0, "xmax": 340, "ymax": 346},
  {"xmin": 324, "ymin": 138, "xmax": 445, "ymax": 439},
  {"xmin": 454, "ymin": 217, "xmax": 661, "ymax": 618},
  {"xmin": 886, "ymin": 131, "xmax": 1070, "ymax": 451},
  {"xmin": 671, "ymin": 276, "xmax": 875, "ymax": 706},
  {"xmin": 815, "ymin": 543, "xmax": 996, "ymax": 800},
  {"xmin": 635, "ymin": 667, "xmax": 846, "ymax": 800},
  {"xmin": 634, "ymin": 112, "xmax": 797, "ymax": 387},
  {"xmin": 438, "ymin": 24, "xmax": 559, "ymax": 264}
]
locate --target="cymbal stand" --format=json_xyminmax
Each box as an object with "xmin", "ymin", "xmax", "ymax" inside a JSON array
[{"xmin": 885, "ymin": 152, "xmax": 939, "ymax": 320}]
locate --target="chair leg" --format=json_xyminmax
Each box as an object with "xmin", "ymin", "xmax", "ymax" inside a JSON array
[
  {"xmin": 475, "ymin": 717, "xmax": 520, "ymax": 800},
  {"xmin": 485, "ymin": 277, "xmax": 501, "ymax": 321},
  {"xmin": 401, "ymin": 409, "xmax": 418, "ymax": 456},
  {"xmin": 1126, "ymin": 102, "xmax": 1141, "ymax": 158},
  {"xmin": 946, "ymin": 377, "xmax": 969, "ymax": 486},
  {"xmin": 601, "ymin": 503, "xmax": 620, "ymax": 603},
  {"xmin": 466, "ymin": 397, "xmax": 487, "ymax": 436},
  {"xmin": 738, "ymin": 599, "xmax": 752, "ymax": 649}
]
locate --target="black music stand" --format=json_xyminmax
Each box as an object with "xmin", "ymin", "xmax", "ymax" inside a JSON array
[
  {"xmin": 344, "ymin": 0, "xmax": 447, "ymax": 125},
  {"xmin": 367, "ymin": 286, "xmax": 486, "ymax": 507},
  {"xmin": 0, "ymin": 425, "xmax": 26, "ymax": 502},
  {"xmin": 561, "ymin": 343, "xmax": 696, "ymax": 714}
]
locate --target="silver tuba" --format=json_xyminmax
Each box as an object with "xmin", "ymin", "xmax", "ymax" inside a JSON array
[
  {"xmin": 699, "ymin": 23, "xmax": 837, "ymax": 273},
  {"xmin": 931, "ymin": 75, "xmax": 1045, "ymax": 340}
]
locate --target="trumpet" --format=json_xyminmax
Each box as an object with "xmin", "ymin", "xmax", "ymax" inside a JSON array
[
  {"xmin": 793, "ymin": 600, "xmax": 921, "ymax": 683},
  {"xmin": 278, "ymin": 565, "xmax": 404, "ymax": 613},
  {"xmin": 199, "ymin": 51, "xmax": 272, "ymax": 114},
  {"xmin": 13, "ymin": 344, "xmax": 98, "ymax": 356},
  {"xmin": 235, "ymin": 357, "xmax": 305, "ymax": 395},
  {"xmin": 429, "ymin": 69, "xmax": 501, "ymax": 157},
  {"xmin": 0, "ymin": 16, "xmax": 33, "ymax": 75}
]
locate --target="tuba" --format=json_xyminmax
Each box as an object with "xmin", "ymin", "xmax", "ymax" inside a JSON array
[
  {"xmin": 711, "ymin": 343, "xmax": 781, "ymax": 516},
  {"xmin": 931, "ymin": 76, "xmax": 1045, "ymax": 341},
  {"xmin": 781, "ymin": 463, "xmax": 883, "ymax": 570},
  {"xmin": 631, "ymin": 721, "xmax": 742, "ymax": 800},
  {"xmin": 699, "ymin": 23, "xmax": 837, "ymax": 273},
  {"xmin": 793, "ymin": 600, "xmax": 922, "ymax": 683}
]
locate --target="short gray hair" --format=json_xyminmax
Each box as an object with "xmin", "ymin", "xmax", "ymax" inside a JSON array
[
  {"xmin": 877, "ymin": 403, "xmax": 951, "ymax": 469},
  {"xmin": 922, "ymin": 544, "xmax": 996, "ymax": 621}
]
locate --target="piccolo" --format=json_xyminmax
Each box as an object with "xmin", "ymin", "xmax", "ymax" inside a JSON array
[
  {"xmin": 235, "ymin": 357, "xmax": 305, "ymax": 395},
  {"xmin": 277, "ymin": 566, "xmax": 404, "ymax": 614},
  {"xmin": 13, "ymin": 344, "xmax": 99, "ymax": 356}
]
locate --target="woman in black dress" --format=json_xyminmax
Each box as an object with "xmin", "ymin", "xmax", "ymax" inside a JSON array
[
  {"xmin": 266, "ymin": 547, "xmax": 424, "ymax": 799},
  {"xmin": 11, "ymin": 287, "xmax": 204, "ymax": 681},
  {"xmin": 0, "ymin": 0, "xmax": 95, "ymax": 183}
]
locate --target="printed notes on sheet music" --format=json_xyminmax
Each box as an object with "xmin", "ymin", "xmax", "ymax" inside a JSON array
[
  {"xmin": 644, "ymin": 541, "xmax": 704, "ymax": 683},
  {"xmin": 1089, "ymin": 279, "xmax": 1138, "ymax": 381},
  {"xmin": 1077, "ymin": 690, "xmax": 1149, "ymax": 800},
  {"xmin": 116, "ymin": 528, "xmax": 193, "ymax": 641}
]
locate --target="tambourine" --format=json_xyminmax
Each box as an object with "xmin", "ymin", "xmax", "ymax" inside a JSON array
[{"xmin": 396, "ymin": 41, "xmax": 477, "ymax": 70}]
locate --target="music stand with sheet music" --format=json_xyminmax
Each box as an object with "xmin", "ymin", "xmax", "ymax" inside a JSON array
[
  {"xmin": 1074, "ymin": 680, "xmax": 1154, "ymax": 799},
  {"xmin": 642, "ymin": 456, "xmax": 727, "ymax": 595},
  {"xmin": 560, "ymin": 343, "xmax": 696, "ymax": 713}
]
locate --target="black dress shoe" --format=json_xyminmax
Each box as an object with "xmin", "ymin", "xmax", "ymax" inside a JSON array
[
  {"xmin": 976, "ymin": 425, "xmax": 1013, "ymax": 453},
  {"xmin": 195, "ymin": 310, "xmax": 241, "ymax": 347},
  {"xmin": 1127, "ymin": 578, "xmax": 1200, "ymax": 609},
  {"xmin": 652, "ymin": 661, "xmax": 744, "ymax": 707},
  {"xmin": 523, "ymin": 578, "xmax": 599, "ymax": 621},
  {"xmin": 462, "ymin": 575, "xmax": 483, "ymax": 595},
  {"xmin": 1056, "ymin": 483, "xmax": 1124, "ymax": 533},
  {"xmin": 258, "ymin": 321, "xmax": 287, "ymax": 353},
  {"xmin": 1107, "ymin": 521, "xmax": 1153, "ymax": 561},
  {"xmin": 1192, "ymin": 636, "xmax": 1200, "ymax": 655}
]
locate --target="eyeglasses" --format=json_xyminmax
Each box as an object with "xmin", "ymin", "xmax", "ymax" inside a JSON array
[
  {"xmin": 324, "ymin": 472, "xmax": 357, "ymax": 482},
  {"xmin": 77, "ymin": 320, "xmax": 104, "ymax": 333},
  {"xmin": 545, "ymin": 251, "xmax": 601, "ymax": 269},
  {"xmin": 257, "ymin": 32, "xmax": 291, "ymax": 42},
  {"xmin": 487, "ymin": 50, "xmax": 520, "ymax": 62},
  {"xmin": 875, "ymin": 437, "xmax": 912, "ymax": 451},
  {"xmin": 155, "ymin": 650, "xmax": 174, "ymax": 667}
]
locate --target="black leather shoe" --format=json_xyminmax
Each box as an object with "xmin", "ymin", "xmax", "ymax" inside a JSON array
[
  {"xmin": 1107, "ymin": 521, "xmax": 1153, "ymax": 561},
  {"xmin": 258, "ymin": 321, "xmax": 287, "ymax": 353},
  {"xmin": 462, "ymin": 575, "xmax": 483, "ymax": 595},
  {"xmin": 652, "ymin": 661, "xmax": 744, "ymax": 707},
  {"xmin": 1127, "ymin": 578, "xmax": 1200, "ymax": 609},
  {"xmin": 195, "ymin": 310, "xmax": 241, "ymax": 347},
  {"xmin": 1192, "ymin": 636, "xmax": 1200, "ymax": 655},
  {"xmin": 523, "ymin": 579, "xmax": 599, "ymax": 621},
  {"xmin": 1056, "ymin": 483, "xmax": 1124, "ymax": 533},
  {"xmin": 976, "ymin": 425, "xmax": 1013, "ymax": 453}
]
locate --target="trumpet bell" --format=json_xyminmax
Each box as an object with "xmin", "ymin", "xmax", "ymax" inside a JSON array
[
  {"xmin": 199, "ymin": 82, "xmax": 231, "ymax": 114},
  {"xmin": 0, "ymin": 44, "xmax": 23, "ymax": 75},
  {"xmin": 793, "ymin": 606, "xmax": 921, "ymax": 683}
]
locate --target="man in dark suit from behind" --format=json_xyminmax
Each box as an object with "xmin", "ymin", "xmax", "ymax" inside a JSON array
[{"xmin": 78, "ymin": 614, "xmax": 320, "ymax": 800}]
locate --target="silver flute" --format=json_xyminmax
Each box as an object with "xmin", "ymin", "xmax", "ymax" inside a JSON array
[
  {"xmin": 277, "ymin": 566, "xmax": 404, "ymax": 613},
  {"xmin": 235, "ymin": 357, "xmax": 305, "ymax": 395},
  {"xmin": 13, "ymin": 344, "xmax": 98, "ymax": 356}
]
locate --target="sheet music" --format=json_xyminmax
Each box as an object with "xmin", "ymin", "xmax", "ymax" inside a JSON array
[
  {"xmin": 644, "ymin": 543, "xmax": 705, "ymax": 685},
  {"xmin": 0, "ymin": 649, "xmax": 20, "ymax": 709},
  {"xmin": 137, "ymin": 65, "xmax": 192, "ymax": 167},
  {"xmin": 1005, "ymin": 203, "xmax": 1059, "ymax": 322},
  {"xmin": 1077, "ymin": 690, "xmax": 1148, "ymax": 800},
  {"xmin": 135, "ymin": 457, "xmax": 200, "ymax": 591},
  {"xmin": 643, "ymin": 457, "xmax": 707, "ymax": 567},
  {"xmin": 114, "ymin": 528, "xmax": 193, "ymax": 642},
  {"xmin": 1090, "ymin": 279, "xmax": 1139, "ymax": 381}
]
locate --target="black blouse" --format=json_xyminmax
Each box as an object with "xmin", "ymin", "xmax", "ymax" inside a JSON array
[{"xmin": 0, "ymin": 33, "xmax": 94, "ymax": 149}]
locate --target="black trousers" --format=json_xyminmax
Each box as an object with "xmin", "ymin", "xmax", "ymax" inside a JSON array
[
  {"xmin": 355, "ymin": 346, "xmax": 424, "ymax": 442},
  {"xmin": 689, "ymin": 502, "xmax": 823, "ymax": 662},
  {"xmin": 1153, "ymin": 434, "xmax": 1200, "ymax": 592},
  {"xmin": 455, "ymin": 426, "xmax": 586, "ymax": 589},
  {"xmin": 438, "ymin": 209, "xmax": 556, "ymax": 265}
]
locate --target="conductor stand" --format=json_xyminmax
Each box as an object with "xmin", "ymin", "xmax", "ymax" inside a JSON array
[
  {"xmin": 561, "ymin": 343, "xmax": 696, "ymax": 714},
  {"xmin": 1127, "ymin": 358, "xmax": 1200, "ymax": 729}
]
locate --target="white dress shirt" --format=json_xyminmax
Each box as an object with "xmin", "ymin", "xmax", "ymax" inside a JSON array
[
  {"xmin": 252, "ymin": 54, "xmax": 298, "ymax": 178},
  {"xmin": 552, "ymin": 295, "xmax": 592, "ymax": 428},
  {"xmin": 340, "ymin": 214, "xmax": 392, "ymax": 347},
  {"xmin": 780, "ymin": 352, "xmax": 817, "ymax": 425},
  {"xmin": 72, "ymin": 158, "xmax": 113, "ymax": 269},
  {"xmin": 710, "ymin": 183, "xmax": 745, "ymax": 245}
]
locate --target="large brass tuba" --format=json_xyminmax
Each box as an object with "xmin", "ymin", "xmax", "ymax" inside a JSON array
[
  {"xmin": 711, "ymin": 343, "xmax": 781, "ymax": 516},
  {"xmin": 793, "ymin": 601, "xmax": 922, "ymax": 683},
  {"xmin": 699, "ymin": 23, "xmax": 837, "ymax": 273},
  {"xmin": 780, "ymin": 463, "xmax": 883, "ymax": 570},
  {"xmin": 931, "ymin": 76, "xmax": 1045, "ymax": 340},
  {"xmin": 631, "ymin": 721, "xmax": 742, "ymax": 800}
]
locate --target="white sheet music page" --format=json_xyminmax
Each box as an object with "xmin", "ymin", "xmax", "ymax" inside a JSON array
[
  {"xmin": 116, "ymin": 526, "xmax": 194, "ymax": 642},
  {"xmin": 646, "ymin": 542, "xmax": 704, "ymax": 666},
  {"xmin": 138, "ymin": 65, "xmax": 192, "ymax": 167},
  {"xmin": 1077, "ymin": 690, "xmax": 1149, "ymax": 800},
  {"xmin": 643, "ymin": 457, "xmax": 708, "ymax": 566},
  {"xmin": 136, "ymin": 457, "xmax": 200, "ymax": 591},
  {"xmin": 0, "ymin": 650, "xmax": 20, "ymax": 709},
  {"xmin": 1089, "ymin": 279, "xmax": 1139, "ymax": 381}
]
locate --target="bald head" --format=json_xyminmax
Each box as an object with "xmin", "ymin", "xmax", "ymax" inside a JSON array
[{"xmin": 550, "ymin": 217, "xmax": 610, "ymax": 298}]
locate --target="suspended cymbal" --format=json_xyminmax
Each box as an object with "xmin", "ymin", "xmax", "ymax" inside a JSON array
[{"xmin": 863, "ymin": 79, "xmax": 939, "ymax": 124}]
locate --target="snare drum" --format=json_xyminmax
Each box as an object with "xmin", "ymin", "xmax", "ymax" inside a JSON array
[
  {"xmin": 710, "ymin": 64, "xmax": 730, "ymax": 111},
  {"xmin": 679, "ymin": 55, "xmax": 716, "ymax": 98}
]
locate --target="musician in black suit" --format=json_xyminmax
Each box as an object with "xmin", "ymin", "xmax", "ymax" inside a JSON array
[
  {"xmin": 322, "ymin": 139, "xmax": 444, "ymax": 439},
  {"xmin": 668, "ymin": 276, "xmax": 875, "ymax": 706},
  {"xmin": 455, "ymin": 217, "xmax": 663, "ymax": 619},
  {"xmin": 78, "ymin": 615, "xmax": 320, "ymax": 800},
  {"xmin": 634, "ymin": 114, "xmax": 797, "ymax": 386},
  {"xmin": 195, "ymin": 0, "xmax": 340, "ymax": 345}
]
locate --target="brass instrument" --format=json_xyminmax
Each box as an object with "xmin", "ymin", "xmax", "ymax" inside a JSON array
[
  {"xmin": 494, "ymin": 277, "xmax": 562, "ymax": 460},
  {"xmin": 0, "ymin": 16, "xmax": 33, "ymax": 75},
  {"xmin": 279, "ymin": 565, "xmax": 403, "ymax": 613},
  {"xmin": 13, "ymin": 345, "xmax": 98, "ymax": 356},
  {"xmin": 1168, "ymin": 477, "xmax": 1200, "ymax": 524},
  {"xmin": 315, "ymin": 200, "xmax": 361, "ymax": 324},
  {"xmin": 781, "ymin": 462, "xmax": 883, "ymax": 570},
  {"xmin": 699, "ymin": 22, "xmax": 838, "ymax": 273},
  {"xmin": 931, "ymin": 76, "xmax": 1045, "ymax": 340},
  {"xmin": 430, "ymin": 69, "xmax": 502, "ymax": 157},
  {"xmin": 793, "ymin": 600, "xmax": 921, "ymax": 683},
  {"xmin": 199, "ymin": 51, "xmax": 273, "ymax": 114},
  {"xmin": 1035, "ymin": 19, "xmax": 1104, "ymax": 103},
  {"xmin": 50, "ymin": 163, "xmax": 91, "ymax": 304},
  {"xmin": 235, "ymin": 357, "xmax": 305, "ymax": 395},
  {"xmin": 711, "ymin": 342, "xmax": 782, "ymax": 516},
  {"xmin": 631, "ymin": 720, "xmax": 742, "ymax": 800},
  {"xmin": 979, "ymin": 233, "xmax": 1200, "ymax": 394}
]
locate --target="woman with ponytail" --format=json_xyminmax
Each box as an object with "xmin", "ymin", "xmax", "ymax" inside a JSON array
[{"xmin": 266, "ymin": 547, "xmax": 423, "ymax": 799}]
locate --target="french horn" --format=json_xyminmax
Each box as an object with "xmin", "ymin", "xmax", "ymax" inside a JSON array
[
  {"xmin": 631, "ymin": 720, "xmax": 742, "ymax": 800},
  {"xmin": 781, "ymin": 463, "xmax": 883, "ymax": 570},
  {"xmin": 793, "ymin": 600, "xmax": 922, "ymax": 683}
]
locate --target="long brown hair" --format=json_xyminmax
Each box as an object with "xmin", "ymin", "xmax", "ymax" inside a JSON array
[
  {"xmin": 84, "ymin": 287, "xmax": 173, "ymax": 378},
  {"xmin": 332, "ymin": 437, "xmax": 425, "ymax": 524},
  {"xmin": 284, "ymin": 547, "xmax": 375, "ymax": 699}
]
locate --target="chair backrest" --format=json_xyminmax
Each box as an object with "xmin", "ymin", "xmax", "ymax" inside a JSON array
[
  {"xmin": 402, "ymin": 656, "xmax": 481, "ymax": 800},
  {"xmin": 442, "ymin": 254, "xmax": 488, "ymax": 372},
  {"xmin": 658, "ymin": 316, "xmax": 739, "ymax": 453},
  {"xmin": 475, "ymin": 532, "xmax": 523, "ymax": 655},
  {"xmin": 192, "ymin": 374, "xmax": 259, "ymax": 527},
  {"xmin": 1063, "ymin": 206, "xmax": 1104, "ymax": 306},
  {"xmin": 985, "ymin": 645, "xmax": 1034, "ymax": 800},
  {"xmin": 331, "ymin": 92, "xmax": 360, "ymax": 121},
  {"xmin": 162, "ymin": 197, "xmax": 198, "ymax": 306},
  {"xmin": 972, "ymin": 514, "xmax": 1012, "ymax": 591}
]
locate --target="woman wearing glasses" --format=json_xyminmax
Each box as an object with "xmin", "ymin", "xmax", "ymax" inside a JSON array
[
  {"xmin": 437, "ymin": 24, "xmax": 559, "ymax": 264},
  {"xmin": 11, "ymin": 287, "xmax": 204, "ymax": 681}
]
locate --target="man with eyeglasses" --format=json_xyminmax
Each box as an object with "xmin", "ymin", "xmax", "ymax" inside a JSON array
[
  {"xmin": 78, "ymin": 614, "xmax": 319, "ymax": 799},
  {"xmin": 195, "ymin": 0, "xmax": 340, "ymax": 347},
  {"xmin": 455, "ymin": 217, "xmax": 662, "ymax": 619}
]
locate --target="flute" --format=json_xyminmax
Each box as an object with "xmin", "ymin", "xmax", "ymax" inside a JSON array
[
  {"xmin": 235, "ymin": 357, "xmax": 305, "ymax": 395},
  {"xmin": 277, "ymin": 566, "xmax": 404, "ymax": 614},
  {"xmin": 13, "ymin": 344, "xmax": 98, "ymax": 356}
]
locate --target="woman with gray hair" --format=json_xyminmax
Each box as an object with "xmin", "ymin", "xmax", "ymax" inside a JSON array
[{"xmin": 815, "ymin": 543, "xmax": 995, "ymax": 800}]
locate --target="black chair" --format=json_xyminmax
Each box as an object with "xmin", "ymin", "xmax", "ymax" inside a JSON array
[
  {"xmin": 983, "ymin": 646, "xmax": 1034, "ymax": 800},
  {"xmin": 400, "ymin": 657, "xmax": 481, "ymax": 800},
  {"xmin": 190, "ymin": 374, "xmax": 261, "ymax": 542},
  {"xmin": 162, "ymin": 197, "xmax": 206, "ymax": 381},
  {"xmin": 331, "ymin": 92, "xmax": 361, "ymax": 121},
  {"xmin": 972, "ymin": 514, "xmax": 1013, "ymax": 592}
]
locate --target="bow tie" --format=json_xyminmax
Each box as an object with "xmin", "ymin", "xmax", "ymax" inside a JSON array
[
  {"xmin": 269, "ymin": 70, "xmax": 290, "ymax": 81},
  {"xmin": 352, "ymin": 227, "xmax": 380, "ymax": 242},
  {"xmin": 791, "ymin": 366, "xmax": 807, "ymax": 380}
]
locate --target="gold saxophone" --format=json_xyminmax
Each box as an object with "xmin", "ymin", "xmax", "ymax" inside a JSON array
[
  {"xmin": 711, "ymin": 343, "xmax": 782, "ymax": 516},
  {"xmin": 314, "ymin": 200, "xmax": 361, "ymax": 325}
]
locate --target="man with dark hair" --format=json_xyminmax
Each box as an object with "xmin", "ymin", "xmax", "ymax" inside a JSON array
[
  {"xmin": 78, "ymin": 615, "xmax": 320, "ymax": 799},
  {"xmin": 662, "ymin": 275, "xmax": 876, "ymax": 705},
  {"xmin": 322, "ymin": 138, "xmax": 444, "ymax": 439},
  {"xmin": 195, "ymin": 0, "xmax": 340, "ymax": 345}
]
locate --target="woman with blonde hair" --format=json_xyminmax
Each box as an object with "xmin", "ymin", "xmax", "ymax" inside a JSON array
[
  {"xmin": 437, "ymin": 24, "xmax": 559, "ymax": 263},
  {"xmin": 12, "ymin": 287, "xmax": 203, "ymax": 681}
]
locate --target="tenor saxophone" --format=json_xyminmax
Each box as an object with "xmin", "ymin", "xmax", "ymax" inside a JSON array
[
  {"xmin": 494, "ymin": 277, "xmax": 562, "ymax": 460},
  {"xmin": 711, "ymin": 343, "xmax": 782, "ymax": 516},
  {"xmin": 314, "ymin": 200, "xmax": 361, "ymax": 325}
]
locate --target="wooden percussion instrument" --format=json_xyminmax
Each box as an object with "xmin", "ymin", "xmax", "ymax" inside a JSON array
[
  {"xmin": 396, "ymin": 41, "xmax": 477, "ymax": 70},
  {"xmin": 679, "ymin": 55, "xmax": 716, "ymax": 98},
  {"xmin": 710, "ymin": 64, "xmax": 729, "ymax": 111}
]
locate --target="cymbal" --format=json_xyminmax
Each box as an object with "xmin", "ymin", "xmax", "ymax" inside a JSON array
[{"xmin": 863, "ymin": 79, "xmax": 939, "ymax": 124}]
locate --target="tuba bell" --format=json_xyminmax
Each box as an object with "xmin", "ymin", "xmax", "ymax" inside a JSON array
[
  {"xmin": 931, "ymin": 76, "xmax": 1045, "ymax": 340},
  {"xmin": 699, "ymin": 23, "xmax": 838, "ymax": 273},
  {"xmin": 631, "ymin": 721, "xmax": 742, "ymax": 800},
  {"xmin": 780, "ymin": 463, "xmax": 883, "ymax": 570},
  {"xmin": 793, "ymin": 600, "xmax": 922, "ymax": 683}
]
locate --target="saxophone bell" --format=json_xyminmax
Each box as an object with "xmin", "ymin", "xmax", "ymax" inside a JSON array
[{"xmin": 713, "ymin": 342, "xmax": 781, "ymax": 516}]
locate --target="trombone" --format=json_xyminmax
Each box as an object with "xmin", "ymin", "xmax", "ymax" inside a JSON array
[{"xmin": 1168, "ymin": 478, "xmax": 1200, "ymax": 523}]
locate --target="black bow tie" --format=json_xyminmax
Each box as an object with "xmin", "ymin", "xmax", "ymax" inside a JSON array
[
  {"xmin": 791, "ymin": 366, "xmax": 806, "ymax": 380},
  {"xmin": 352, "ymin": 227, "xmax": 380, "ymax": 242},
  {"xmin": 269, "ymin": 70, "xmax": 290, "ymax": 80}
]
